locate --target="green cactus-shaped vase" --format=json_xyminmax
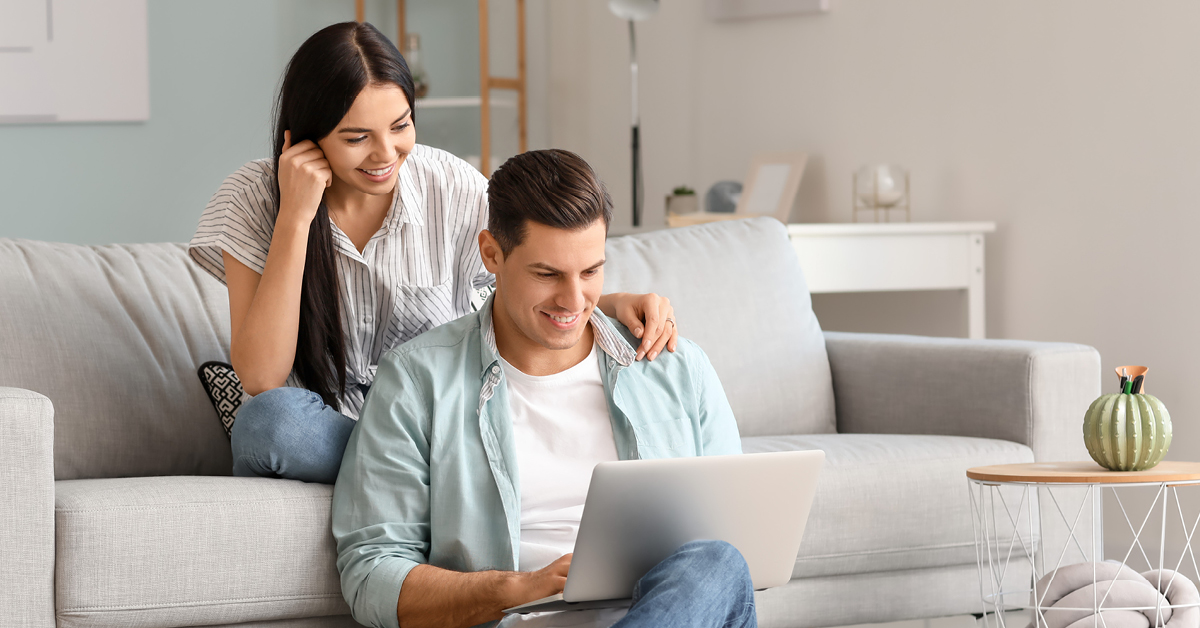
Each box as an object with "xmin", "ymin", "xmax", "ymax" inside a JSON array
[{"xmin": 1083, "ymin": 393, "xmax": 1172, "ymax": 471}]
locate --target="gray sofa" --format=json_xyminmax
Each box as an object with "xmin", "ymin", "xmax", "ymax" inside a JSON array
[{"xmin": 0, "ymin": 217, "xmax": 1099, "ymax": 628}]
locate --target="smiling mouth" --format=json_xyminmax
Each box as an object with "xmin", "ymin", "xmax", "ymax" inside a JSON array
[
  {"xmin": 541, "ymin": 310, "xmax": 584, "ymax": 330},
  {"xmin": 358, "ymin": 162, "xmax": 396, "ymax": 177}
]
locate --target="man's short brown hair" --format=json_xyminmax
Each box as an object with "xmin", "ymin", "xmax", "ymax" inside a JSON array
[{"xmin": 487, "ymin": 149, "xmax": 613, "ymax": 254}]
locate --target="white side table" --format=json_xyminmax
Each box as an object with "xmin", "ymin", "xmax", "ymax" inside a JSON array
[
  {"xmin": 787, "ymin": 222, "xmax": 996, "ymax": 339},
  {"xmin": 967, "ymin": 462, "xmax": 1200, "ymax": 628}
]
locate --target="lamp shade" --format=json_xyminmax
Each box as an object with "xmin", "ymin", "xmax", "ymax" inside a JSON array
[{"xmin": 609, "ymin": 0, "xmax": 660, "ymax": 21}]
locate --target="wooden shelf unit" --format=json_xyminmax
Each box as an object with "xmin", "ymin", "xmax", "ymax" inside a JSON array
[{"xmin": 356, "ymin": 0, "xmax": 528, "ymax": 176}]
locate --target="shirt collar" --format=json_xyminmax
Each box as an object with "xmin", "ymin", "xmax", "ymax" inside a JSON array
[
  {"xmin": 319, "ymin": 157, "xmax": 422, "ymax": 259},
  {"xmin": 389, "ymin": 157, "xmax": 425, "ymax": 230},
  {"xmin": 478, "ymin": 292, "xmax": 637, "ymax": 377}
]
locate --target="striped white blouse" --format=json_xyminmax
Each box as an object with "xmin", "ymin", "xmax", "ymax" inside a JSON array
[{"xmin": 189, "ymin": 144, "xmax": 495, "ymax": 419}]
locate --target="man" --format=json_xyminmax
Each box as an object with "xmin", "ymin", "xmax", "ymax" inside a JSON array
[{"xmin": 333, "ymin": 149, "xmax": 754, "ymax": 628}]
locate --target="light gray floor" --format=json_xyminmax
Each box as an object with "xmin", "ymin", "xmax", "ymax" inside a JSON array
[{"xmin": 835, "ymin": 611, "xmax": 1027, "ymax": 628}]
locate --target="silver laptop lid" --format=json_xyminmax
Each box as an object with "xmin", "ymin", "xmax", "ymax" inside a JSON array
[{"xmin": 562, "ymin": 450, "xmax": 824, "ymax": 602}]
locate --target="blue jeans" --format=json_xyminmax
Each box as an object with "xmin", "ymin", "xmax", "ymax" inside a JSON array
[
  {"xmin": 614, "ymin": 540, "xmax": 757, "ymax": 628},
  {"xmin": 230, "ymin": 387, "xmax": 358, "ymax": 484}
]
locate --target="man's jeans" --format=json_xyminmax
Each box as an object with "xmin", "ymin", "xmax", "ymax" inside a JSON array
[
  {"xmin": 613, "ymin": 539, "xmax": 757, "ymax": 628},
  {"xmin": 230, "ymin": 387, "xmax": 358, "ymax": 484}
]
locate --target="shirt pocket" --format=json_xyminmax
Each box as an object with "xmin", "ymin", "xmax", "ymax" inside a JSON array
[{"xmin": 384, "ymin": 277, "xmax": 455, "ymax": 348}]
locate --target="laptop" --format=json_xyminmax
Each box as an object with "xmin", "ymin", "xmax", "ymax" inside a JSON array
[{"xmin": 503, "ymin": 450, "xmax": 825, "ymax": 614}]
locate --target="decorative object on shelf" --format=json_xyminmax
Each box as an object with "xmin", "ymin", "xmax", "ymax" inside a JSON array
[
  {"xmin": 707, "ymin": 0, "xmax": 829, "ymax": 20},
  {"xmin": 404, "ymin": 33, "xmax": 430, "ymax": 99},
  {"xmin": 608, "ymin": 0, "xmax": 660, "ymax": 227},
  {"xmin": 665, "ymin": 186, "xmax": 698, "ymax": 220},
  {"xmin": 666, "ymin": 152, "xmax": 807, "ymax": 228},
  {"xmin": 738, "ymin": 152, "xmax": 808, "ymax": 220},
  {"xmin": 705, "ymin": 181, "xmax": 742, "ymax": 214},
  {"xmin": 1083, "ymin": 365, "xmax": 1171, "ymax": 472},
  {"xmin": 853, "ymin": 164, "xmax": 910, "ymax": 223}
]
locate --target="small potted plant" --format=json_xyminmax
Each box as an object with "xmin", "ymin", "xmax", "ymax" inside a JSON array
[{"xmin": 665, "ymin": 186, "xmax": 698, "ymax": 218}]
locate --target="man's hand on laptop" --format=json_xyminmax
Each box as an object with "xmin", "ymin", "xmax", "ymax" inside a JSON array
[
  {"xmin": 395, "ymin": 554, "xmax": 573, "ymax": 628},
  {"xmin": 516, "ymin": 553, "xmax": 573, "ymax": 602}
]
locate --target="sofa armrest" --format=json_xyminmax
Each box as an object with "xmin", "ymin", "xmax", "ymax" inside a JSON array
[
  {"xmin": 0, "ymin": 387, "xmax": 56, "ymax": 627},
  {"xmin": 824, "ymin": 332, "xmax": 1100, "ymax": 462}
]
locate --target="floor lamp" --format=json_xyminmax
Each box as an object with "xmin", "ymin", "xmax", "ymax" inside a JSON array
[{"xmin": 608, "ymin": 0, "xmax": 659, "ymax": 227}]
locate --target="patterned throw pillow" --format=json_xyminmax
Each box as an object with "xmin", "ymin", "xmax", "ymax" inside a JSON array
[{"xmin": 198, "ymin": 361, "xmax": 247, "ymax": 439}]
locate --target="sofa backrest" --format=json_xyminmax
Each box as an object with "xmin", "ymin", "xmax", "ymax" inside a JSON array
[
  {"xmin": 0, "ymin": 218, "xmax": 834, "ymax": 479},
  {"xmin": 604, "ymin": 218, "xmax": 836, "ymax": 437},
  {"xmin": 0, "ymin": 240, "xmax": 233, "ymax": 480}
]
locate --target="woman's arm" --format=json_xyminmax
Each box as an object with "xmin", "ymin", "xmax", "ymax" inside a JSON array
[
  {"xmin": 227, "ymin": 132, "xmax": 331, "ymax": 395},
  {"xmin": 597, "ymin": 292, "xmax": 680, "ymax": 361},
  {"xmin": 224, "ymin": 227, "xmax": 306, "ymax": 395}
]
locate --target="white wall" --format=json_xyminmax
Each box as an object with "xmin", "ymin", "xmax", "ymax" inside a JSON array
[{"xmin": 545, "ymin": 0, "xmax": 1200, "ymax": 554}]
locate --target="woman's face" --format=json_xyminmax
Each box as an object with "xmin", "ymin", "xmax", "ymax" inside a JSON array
[{"xmin": 318, "ymin": 83, "xmax": 415, "ymax": 197}]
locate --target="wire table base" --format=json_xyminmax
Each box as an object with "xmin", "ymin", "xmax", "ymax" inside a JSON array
[{"xmin": 967, "ymin": 462, "xmax": 1200, "ymax": 628}]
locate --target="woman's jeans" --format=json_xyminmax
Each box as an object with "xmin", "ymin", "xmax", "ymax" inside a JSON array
[
  {"xmin": 614, "ymin": 539, "xmax": 757, "ymax": 628},
  {"xmin": 230, "ymin": 387, "xmax": 358, "ymax": 484}
]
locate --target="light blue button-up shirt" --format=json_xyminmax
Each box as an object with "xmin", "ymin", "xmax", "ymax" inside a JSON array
[{"xmin": 332, "ymin": 294, "xmax": 743, "ymax": 628}]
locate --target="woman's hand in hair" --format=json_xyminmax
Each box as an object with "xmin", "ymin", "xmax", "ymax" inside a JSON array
[
  {"xmin": 598, "ymin": 292, "xmax": 680, "ymax": 361},
  {"xmin": 277, "ymin": 129, "xmax": 332, "ymax": 228}
]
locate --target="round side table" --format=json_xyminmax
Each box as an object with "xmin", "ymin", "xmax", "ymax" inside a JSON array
[{"xmin": 967, "ymin": 462, "xmax": 1200, "ymax": 628}]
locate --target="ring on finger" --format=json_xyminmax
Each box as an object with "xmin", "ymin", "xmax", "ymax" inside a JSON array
[{"xmin": 665, "ymin": 317, "xmax": 675, "ymax": 326}]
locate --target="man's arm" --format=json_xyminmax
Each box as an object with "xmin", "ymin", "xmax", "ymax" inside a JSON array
[
  {"xmin": 395, "ymin": 555, "xmax": 572, "ymax": 628},
  {"xmin": 334, "ymin": 355, "xmax": 576, "ymax": 628},
  {"xmin": 687, "ymin": 341, "xmax": 743, "ymax": 455},
  {"xmin": 333, "ymin": 356, "xmax": 433, "ymax": 628}
]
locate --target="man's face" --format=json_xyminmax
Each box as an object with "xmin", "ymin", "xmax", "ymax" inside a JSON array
[{"xmin": 482, "ymin": 219, "xmax": 607, "ymax": 353}]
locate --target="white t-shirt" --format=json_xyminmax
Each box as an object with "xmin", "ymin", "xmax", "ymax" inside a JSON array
[{"xmin": 498, "ymin": 342, "xmax": 628, "ymax": 628}]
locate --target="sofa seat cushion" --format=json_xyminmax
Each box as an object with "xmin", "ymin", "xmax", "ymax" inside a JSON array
[
  {"xmin": 54, "ymin": 476, "xmax": 347, "ymax": 628},
  {"xmin": 741, "ymin": 433, "xmax": 1033, "ymax": 579}
]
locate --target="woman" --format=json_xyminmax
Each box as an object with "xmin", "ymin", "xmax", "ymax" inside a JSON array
[{"xmin": 189, "ymin": 22, "xmax": 678, "ymax": 484}]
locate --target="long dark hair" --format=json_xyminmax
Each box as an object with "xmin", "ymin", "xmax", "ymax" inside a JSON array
[{"xmin": 271, "ymin": 22, "xmax": 415, "ymax": 409}]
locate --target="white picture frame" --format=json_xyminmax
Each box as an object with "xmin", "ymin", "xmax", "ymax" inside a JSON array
[{"xmin": 735, "ymin": 152, "xmax": 808, "ymax": 222}]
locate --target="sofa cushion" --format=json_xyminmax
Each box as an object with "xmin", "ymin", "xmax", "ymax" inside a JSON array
[
  {"xmin": 741, "ymin": 433, "xmax": 1034, "ymax": 578},
  {"xmin": 604, "ymin": 217, "xmax": 836, "ymax": 436},
  {"xmin": 0, "ymin": 239, "xmax": 233, "ymax": 480},
  {"xmin": 54, "ymin": 476, "xmax": 347, "ymax": 628}
]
